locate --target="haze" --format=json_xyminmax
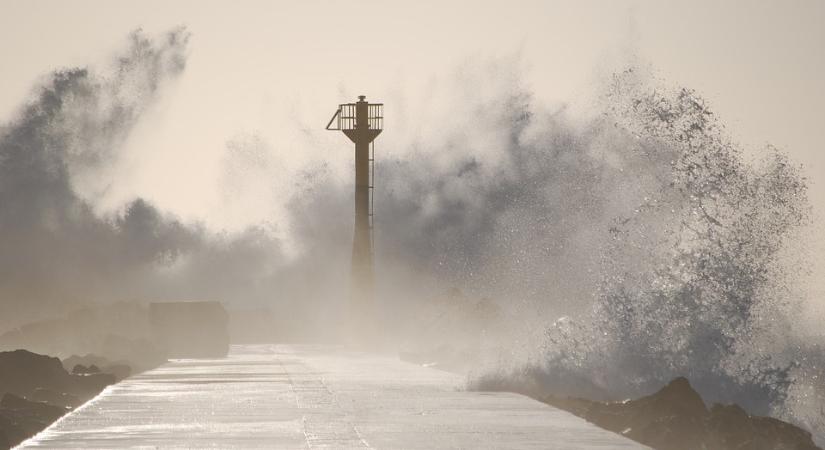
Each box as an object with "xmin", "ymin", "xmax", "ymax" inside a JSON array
[
  {"xmin": 1, "ymin": 1, "xmax": 825, "ymax": 447},
  {"xmin": 1, "ymin": 0, "xmax": 822, "ymax": 232}
]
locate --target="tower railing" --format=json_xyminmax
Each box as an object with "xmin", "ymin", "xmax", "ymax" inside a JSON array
[{"xmin": 326, "ymin": 103, "xmax": 383, "ymax": 131}]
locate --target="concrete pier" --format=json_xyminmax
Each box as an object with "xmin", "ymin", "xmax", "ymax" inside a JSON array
[{"xmin": 19, "ymin": 345, "xmax": 646, "ymax": 449}]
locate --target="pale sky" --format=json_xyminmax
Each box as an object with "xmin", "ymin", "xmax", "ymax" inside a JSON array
[{"xmin": 1, "ymin": 0, "xmax": 824, "ymax": 284}]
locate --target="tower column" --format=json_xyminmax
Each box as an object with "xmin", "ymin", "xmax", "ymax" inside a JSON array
[
  {"xmin": 328, "ymin": 95, "xmax": 382, "ymax": 343},
  {"xmin": 352, "ymin": 136, "xmax": 373, "ymax": 317}
]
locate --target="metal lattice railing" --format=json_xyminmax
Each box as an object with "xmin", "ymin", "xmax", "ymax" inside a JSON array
[{"xmin": 326, "ymin": 103, "xmax": 383, "ymax": 131}]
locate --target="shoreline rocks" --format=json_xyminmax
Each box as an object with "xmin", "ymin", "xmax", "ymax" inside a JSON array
[
  {"xmin": 0, "ymin": 349, "xmax": 140, "ymax": 449},
  {"xmin": 0, "ymin": 301, "xmax": 230, "ymax": 448},
  {"xmin": 0, "ymin": 394, "xmax": 67, "ymax": 449},
  {"xmin": 63, "ymin": 354, "xmax": 132, "ymax": 381},
  {"xmin": 503, "ymin": 376, "xmax": 821, "ymax": 450}
]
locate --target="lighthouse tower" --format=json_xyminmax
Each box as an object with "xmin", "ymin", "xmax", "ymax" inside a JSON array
[{"xmin": 326, "ymin": 96, "xmax": 383, "ymax": 337}]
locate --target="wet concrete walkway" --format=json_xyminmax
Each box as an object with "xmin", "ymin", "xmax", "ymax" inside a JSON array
[{"xmin": 19, "ymin": 345, "xmax": 645, "ymax": 449}]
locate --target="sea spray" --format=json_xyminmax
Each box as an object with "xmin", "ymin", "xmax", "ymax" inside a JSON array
[
  {"xmin": 467, "ymin": 69, "xmax": 822, "ymax": 441},
  {"xmin": 0, "ymin": 29, "xmax": 820, "ymax": 440}
]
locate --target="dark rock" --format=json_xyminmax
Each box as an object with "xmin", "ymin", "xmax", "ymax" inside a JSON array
[
  {"xmin": 706, "ymin": 403, "xmax": 819, "ymax": 450},
  {"xmin": 29, "ymin": 388, "xmax": 81, "ymax": 409},
  {"xmin": 63, "ymin": 354, "xmax": 109, "ymax": 372},
  {"xmin": 0, "ymin": 350, "xmax": 70, "ymax": 395},
  {"xmin": 0, "ymin": 350, "xmax": 121, "ymax": 449},
  {"xmin": 1, "ymin": 393, "xmax": 66, "ymax": 416},
  {"xmin": 583, "ymin": 377, "xmax": 708, "ymax": 450},
  {"xmin": 0, "ymin": 302, "xmax": 167, "ymax": 374},
  {"xmin": 533, "ymin": 377, "xmax": 822, "ymax": 450},
  {"xmin": 70, "ymin": 363, "xmax": 101, "ymax": 375},
  {"xmin": 705, "ymin": 403, "xmax": 756, "ymax": 448},
  {"xmin": 0, "ymin": 349, "xmax": 116, "ymax": 402},
  {"xmin": 0, "ymin": 393, "xmax": 67, "ymax": 448},
  {"xmin": 63, "ymin": 354, "xmax": 132, "ymax": 381},
  {"xmin": 67, "ymin": 373, "xmax": 116, "ymax": 400}
]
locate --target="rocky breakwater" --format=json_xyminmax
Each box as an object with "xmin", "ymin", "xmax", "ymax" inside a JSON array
[
  {"xmin": 543, "ymin": 378, "xmax": 820, "ymax": 450},
  {"xmin": 0, "ymin": 350, "xmax": 117, "ymax": 449}
]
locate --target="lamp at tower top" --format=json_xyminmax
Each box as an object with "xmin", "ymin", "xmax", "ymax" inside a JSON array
[{"xmin": 326, "ymin": 95, "xmax": 383, "ymax": 134}]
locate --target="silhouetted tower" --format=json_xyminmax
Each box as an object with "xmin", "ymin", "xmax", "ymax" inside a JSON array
[{"xmin": 327, "ymin": 96, "xmax": 383, "ymax": 331}]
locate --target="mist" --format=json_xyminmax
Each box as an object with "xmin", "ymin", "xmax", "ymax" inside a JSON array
[{"xmin": 1, "ymin": 26, "xmax": 823, "ymax": 446}]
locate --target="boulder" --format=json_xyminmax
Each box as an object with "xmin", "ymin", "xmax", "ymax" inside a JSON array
[
  {"xmin": 583, "ymin": 377, "xmax": 708, "ymax": 450},
  {"xmin": 63, "ymin": 354, "xmax": 109, "ymax": 372},
  {"xmin": 0, "ymin": 349, "xmax": 116, "ymax": 402},
  {"xmin": 0, "ymin": 394, "xmax": 67, "ymax": 448},
  {"xmin": 0, "ymin": 302, "xmax": 167, "ymax": 374},
  {"xmin": 63, "ymin": 354, "xmax": 132, "ymax": 381},
  {"xmin": 0, "ymin": 393, "xmax": 66, "ymax": 415},
  {"xmin": 707, "ymin": 403, "xmax": 819, "ymax": 450},
  {"xmin": 0, "ymin": 349, "xmax": 121, "ymax": 449},
  {"xmin": 537, "ymin": 377, "xmax": 821, "ymax": 450},
  {"xmin": 70, "ymin": 364, "xmax": 101, "ymax": 375},
  {"xmin": 0, "ymin": 350, "xmax": 69, "ymax": 395},
  {"xmin": 29, "ymin": 388, "xmax": 81, "ymax": 409},
  {"xmin": 67, "ymin": 373, "xmax": 116, "ymax": 400}
]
